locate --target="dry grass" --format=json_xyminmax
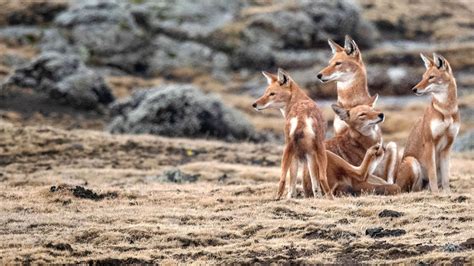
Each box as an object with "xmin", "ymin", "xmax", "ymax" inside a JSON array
[{"xmin": 0, "ymin": 121, "xmax": 473, "ymax": 264}]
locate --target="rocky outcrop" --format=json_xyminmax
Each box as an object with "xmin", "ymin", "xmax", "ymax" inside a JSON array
[
  {"xmin": 0, "ymin": 0, "xmax": 68, "ymax": 26},
  {"xmin": 42, "ymin": 0, "xmax": 153, "ymax": 74},
  {"xmin": 107, "ymin": 84, "xmax": 257, "ymax": 141},
  {"xmin": 4, "ymin": 52, "xmax": 114, "ymax": 109},
  {"xmin": 36, "ymin": 0, "xmax": 377, "ymax": 79}
]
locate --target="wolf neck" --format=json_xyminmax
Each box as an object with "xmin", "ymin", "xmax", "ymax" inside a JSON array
[
  {"xmin": 432, "ymin": 78, "xmax": 458, "ymax": 115},
  {"xmin": 286, "ymin": 83, "xmax": 310, "ymax": 116},
  {"xmin": 336, "ymin": 68, "xmax": 370, "ymax": 108},
  {"xmin": 348, "ymin": 125, "xmax": 381, "ymax": 149}
]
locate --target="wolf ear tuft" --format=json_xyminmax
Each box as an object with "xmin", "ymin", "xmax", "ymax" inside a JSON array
[
  {"xmin": 369, "ymin": 94, "xmax": 379, "ymax": 107},
  {"xmin": 277, "ymin": 68, "xmax": 291, "ymax": 86},
  {"xmin": 433, "ymin": 53, "xmax": 450, "ymax": 72},
  {"xmin": 262, "ymin": 71, "xmax": 276, "ymax": 85},
  {"xmin": 344, "ymin": 35, "xmax": 360, "ymax": 57},
  {"xmin": 331, "ymin": 104, "xmax": 349, "ymax": 121},
  {"xmin": 328, "ymin": 39, "xmax": 343, "ymax": 54},
  {"xmin": 420, "ymin": 53, "xmax": 433, "ymax": 69}
]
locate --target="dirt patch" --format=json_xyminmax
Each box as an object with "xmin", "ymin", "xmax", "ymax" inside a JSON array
[
  {"xmin": 273, "ymin": 206, "xmax": 312, "ymax": 220},
  {"xmin": 50, "ymin": 185, "xmax": 118, "ymax": 201},
  {"xmin": 365, "ymin": 227, "xmax": 407, "ymax": 238},
  {"xmin": 44, "ymin": 242, "xmax": 73, "ymax": 252},
  {"xmin": 303, "ymin": 226, "xmax": 357, "ymax": 241},
  {"xmin": 452, "ymin": 195, "xmax": 470, "ymax": 203},
  {"xmin": 460, "ymin": 238, "xmax": 474, "ymax": 250}
]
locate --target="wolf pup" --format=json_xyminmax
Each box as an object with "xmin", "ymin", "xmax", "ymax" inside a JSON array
[
  {"xmin": 396, "ymin": 53, "xmax": 460, "ymax": 193},
  {"xmin": 253, "ymin": 68, "xmax": 333, "ymax": 200}
]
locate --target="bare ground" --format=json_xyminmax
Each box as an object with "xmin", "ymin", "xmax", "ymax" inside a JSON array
[{"xmin": 0, "ymin": 121, "xmax": 473, "ymax": 264}]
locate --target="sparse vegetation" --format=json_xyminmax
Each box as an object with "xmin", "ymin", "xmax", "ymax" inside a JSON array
[{"xmin": 0, "ymin": 0, "xmax": 473, "ymax": 264}]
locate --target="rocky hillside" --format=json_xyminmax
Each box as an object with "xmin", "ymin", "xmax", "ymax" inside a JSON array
[{"xmin": 0, "ymin": 0, "xmax": 473, "ymax": 142}]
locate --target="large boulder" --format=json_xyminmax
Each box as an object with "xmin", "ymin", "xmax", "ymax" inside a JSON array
[
  {"xmin": 130, "ymin": 0, "xmax": 377, "ymax": 74},
  {"xmin": 137, "ymin": 0, "xmax": 241, "ymax": 40},
  {"xmin": 148, "ymin": 35, "xmax": 230, "ymax": 78},
  {"xmin": 0, "ymin": 26, "xmax": 43, "ymax": 46},
  {"xmin": 107, "ymin": 85, "xmax": 257, "ymax": 142},
  {"xmin": 220, "ymin": 0, "xmax": 378, "ymax": 69},
  {"xmin": 42, "ymin": 0, "xmax": 152, "ymax": 74},
  {"xmin": 4, "ymin": 52, "xmax": 114, "ymax": 109}
]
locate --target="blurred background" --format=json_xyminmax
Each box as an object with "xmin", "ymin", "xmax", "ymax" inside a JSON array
[{"xmin": 0, "ymin": 0, "xmax": 473, "ymax": 148}]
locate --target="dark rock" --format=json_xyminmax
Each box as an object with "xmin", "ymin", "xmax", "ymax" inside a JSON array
[
  {"xmin": 50, "ymin": 184, "xmax": 117, "ymax": 201},
  {"xmin": 4, "ymin": 52, "xmax": 114, "ymax": 109},
  {"xmin": 70, "ymin": 186, "xmax": 118, "ymax": 201},
  {"xmin": 107, "ymin": 84, "xmax": 257, "ymax": 141},
  {"xmin": 452, "ymin": 195, "xmax": 469, "ymax": 203},
  {"xmin": 45, "ymin": 242, "xmax": 73, "ymax": 252},
  {"xmin": 378, "ymin": 209, "xmax": 404, "ymax": 218},
  {"xmin": 154, "ymin": 168, "xmax": 200, "ymax": 183},
  {"xmin": 460, "ymin": 238, "xmax": 474, "ymax": 250},
  {"xmin": 365, "ymin": 227, "xmax": 406, "ymax": 238},
  {"xmin": 441, "ymin": 243, "xmax": 462, "ymax": 253},
  {"xmin": 218, "ymin": 174, "xmax": 229, "ymax": 183},
  {"xmin": 338, "ymin": 218, "xmax": 350, "ymax": 224}
]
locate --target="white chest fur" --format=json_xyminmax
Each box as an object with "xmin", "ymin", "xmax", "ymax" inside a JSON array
[{"xmin": 430, "ymin": 117, "xmax": 459, "ymax": 150}]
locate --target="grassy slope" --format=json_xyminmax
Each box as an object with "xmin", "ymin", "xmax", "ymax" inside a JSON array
[{"xmin": 0, "ymin": 121, "xmax": 472, "ymax": 264}]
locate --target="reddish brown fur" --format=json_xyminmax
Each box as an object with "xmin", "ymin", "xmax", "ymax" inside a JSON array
[
  {"xmin": 253, "ymin": 69, "xmax": 332, "ymax": 199},
  {"xmin": 396, "ymin": 54, "xmax": 460, "ymax": 193},
  {"xmin": 301, "ymin": 104, "xmax": 401, "ymax": 196},
  {"xmin": 317, "ymin": 36, "xmax": 375, "ymax": 110},
  {"xmin": 326, "ymin": 145, "xmax": 400, "ymax": 196}
]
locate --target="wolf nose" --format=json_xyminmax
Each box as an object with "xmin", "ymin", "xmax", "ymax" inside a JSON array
[
  {"xmin": 252, "ymin": 103, "xmax": 257, "ymax": 108},
  {"xmin": 378, "ymin": 113, "xmax": 384, "ymax": 120},
  {"xmin": 412, "ymin": 88, "xmax": 418, "ymax": 93},
  {"xmin": 317, "ymin": 73, "xmax": 323, "ymax": 80}
]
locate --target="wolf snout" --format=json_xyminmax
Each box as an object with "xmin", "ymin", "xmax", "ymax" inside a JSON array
[
  {"xmin": 317, "ymin": 73, "xmax": 323, "ymax": 80},
  {"xmin": 412, "ymin": 87, "xmax": 418, "ymax": 93},
  {"xmin": 378, "ymin": 113, "xmax": 384, "ymax": 120},
  {"xmin": 252, "ymin": 102, "xmax": 257, "ymax": 108}
]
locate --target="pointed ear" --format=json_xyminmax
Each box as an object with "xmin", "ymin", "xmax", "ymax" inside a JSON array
[
  {"xmin": 433, "ymin": 53, "xmax": 450, "ymax": 72},
  {"xmin": 331, "ymin": 104, "xmax": 349, "ymax": 121},
  {"xmin": 328, "ymin": 39, "xmax": 344, "ymax": 54},
  {"xmin": 277, "ymin": 68, "xmax": 291, "ymax": 87},
  {"xmin": 420, "ymin": 53, "xmax": 433, "ymax": 69},
  {"xmin": 262, "ymin": 71, "xmax": 277, "ymax": 85},
  {"xmin": 344, "ymin": 35, "xmax": 360, "ymax": 58},
  {"xmin": 369, "ymin": 93, "xmax": 379, "ymax": 107}
]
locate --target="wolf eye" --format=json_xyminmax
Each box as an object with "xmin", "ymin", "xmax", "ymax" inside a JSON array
[
  {"xmin": 358, "ymin": 113, "xmax": 366, "ymax": 117},
  {"xmin": 335, "ymin": 62, "xmax": 342, "ymax": 66},
  {"xmin": 269, "ymin": 92, "xmax": 276, "ymax": 96},
  {"xmin": 428, "ymin": 75, "xmax": 435, "ymax": 80}
]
